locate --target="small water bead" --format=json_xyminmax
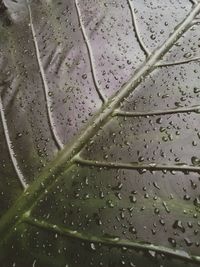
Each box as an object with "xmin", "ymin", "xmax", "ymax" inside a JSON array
[
  {"xmin": 153, "ymin": 181, "xmax": 160, "ymax": 190},
  {"xmin": 192, "ymin": 141, "xmax": 197, "ymax": 146},
  {"xmin": 154, "ymin": 208, "xmax": 160, "ymax": 214},
  {"xmin": 190, "ymin": 180, "xmax": 197, "ymax": 189},
  {"xmin": 130, "ymin": 196, "xmax": 137, "ymax": 203},
  {"xmin": 90, "ymin": 243, "xmax": 96, "ymax": 251},
  {"xmin": 183, "ymin": 194, "xmax": 191, "ymax": 201},
  {"xmin": 150, "ymin": 34, "xmax": 156, "ymax": 40},
  {"xmin": 184, "ymin": 238, "xmax": 193, "ymax": 247},
  {"xmin": 183, "ymin": 52, "xmax": 192, "ymax": 58},
  {"xmin": 82, "ymin": 74, "xmax": 87, "ymax": 80},
  {"xmin": 48, "ymin": 91, "xmax": 53, "ymax": 97},
  {"xmin": 173, "ymin": 220, "xmax": 185, "ymax": 233},
  {"xmin": 129, "ymin": 227, "xmax": 137, "ymax": 234},
  {"xmin": 159, "ymin": 219, "xmax": 165, "ymax": 226},
  {"xmin": 194, "ymin": 197, "xmax": 200, "ymax": 207},
  {"xmin": 191, "ymin": 156, "xmax": 200, "ymax": 165},
  {"xmin": 194, "ymin": 87, "xmax": 200, "ymax": 93},
  {"xmin": 187, "ymin": 222, "xmax": 193, "ymax": 228}
]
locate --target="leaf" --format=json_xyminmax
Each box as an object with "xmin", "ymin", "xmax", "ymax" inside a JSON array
[{"xmin": 0, "ymin": 0, "xmax": 200, "ymax": 266}]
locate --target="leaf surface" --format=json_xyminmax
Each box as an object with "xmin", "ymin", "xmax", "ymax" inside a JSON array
[{"xmin": 0, "ymin": 0, "xmax": 200, "ymax": 266}]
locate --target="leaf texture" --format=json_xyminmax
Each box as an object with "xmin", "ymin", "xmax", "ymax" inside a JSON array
[{"xmin": 0, "ymin": 0, "xmax": 200, "ymax": 266}]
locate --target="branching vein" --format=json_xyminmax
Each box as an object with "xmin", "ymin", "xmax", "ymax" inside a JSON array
[
  {"xmin": 156, "ymin": 56, "xmax": 200, "ymax": 67},
  {"xmin": 0, "ymin": 96, "xmax": 27, "ymax": 190},
  {"xmin": 23, "ymin": 216, "xmax": 200, "ymax": 263},
  {"xmin": 74, "ymin": 0, "xmax": 107, "ymax": 103},
  {"xmin": 127, "ymin": 0, "xmax": 150, "ymax": 57},
  {"xmin": 74, "ymin": 156, "xmax": 200, "ymax": 173},
  {"xmin": 113, "ymin": 105, "xmax": 200, "ymax": 117},
  {"xmin": 27, "ymin": 0, "xmax": 63, "ymax": 150},
  {"xmin": 193, "ymin": 18, "xmax": 200, "ymax": 25}
]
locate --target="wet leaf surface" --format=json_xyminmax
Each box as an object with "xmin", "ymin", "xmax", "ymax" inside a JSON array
[{"xmin": 0, "ymin": 0, "xmax": 200, "ymax": 266}]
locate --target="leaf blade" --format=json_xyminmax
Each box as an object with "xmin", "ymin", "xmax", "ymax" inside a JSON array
[{"xmin": 1, "ymin": 0, "xmax": 200, "ymax": 265}]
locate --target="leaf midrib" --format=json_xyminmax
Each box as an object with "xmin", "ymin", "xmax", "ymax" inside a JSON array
[{"xmin": 0, "ymin": 0, "xmax": 200, "ymax": 251}]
